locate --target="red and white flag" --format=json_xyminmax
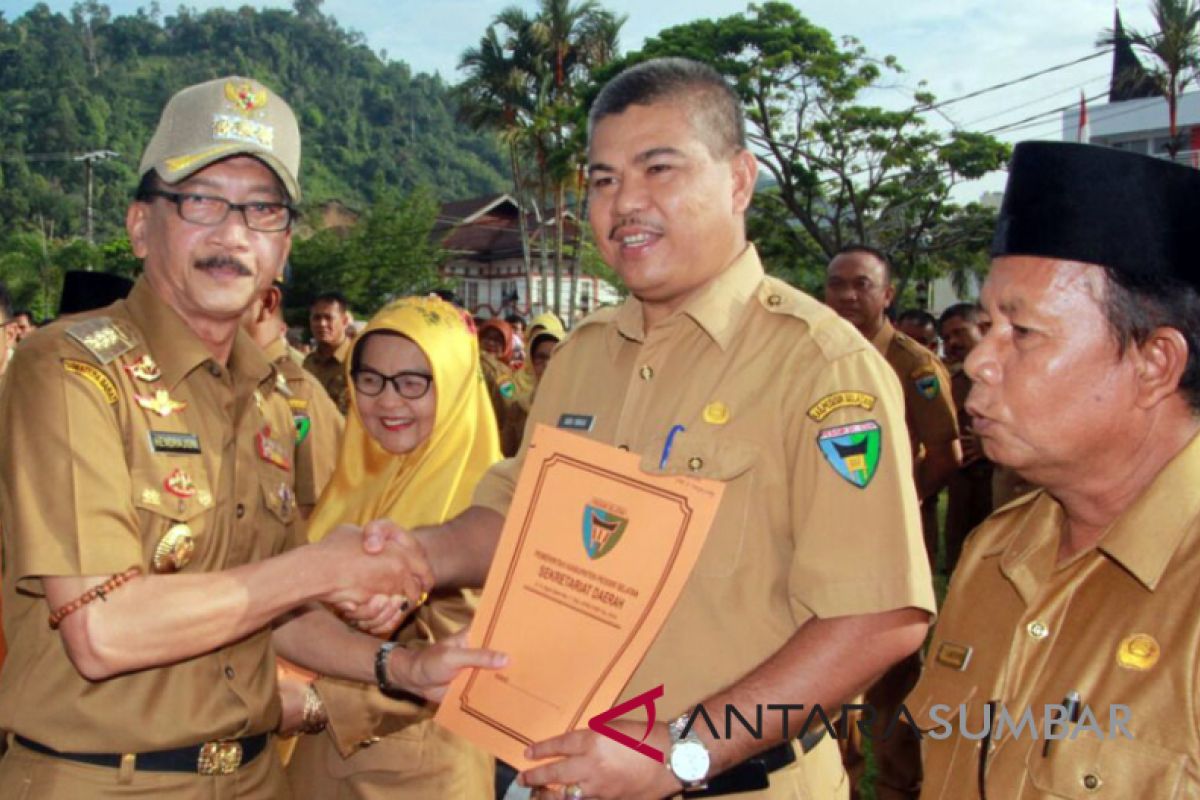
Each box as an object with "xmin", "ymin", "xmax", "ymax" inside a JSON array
[{"xmin": 1076, "ymin": 91, "xmax": 1090, "ymax": 143}]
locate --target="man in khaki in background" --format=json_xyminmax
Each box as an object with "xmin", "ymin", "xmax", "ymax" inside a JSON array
[
  {"xmin": 304, "ymin": 291, "xmax": 353, "ymax": 414},
  {"xmin": 824, "ymin": 245, "xmax": 960, "ymax": 800},
  {"xmin": 937, "ymin": 302, "xmax": 992, "ymax": 575},
  {"xmin": 385, "ymin": 57, "xmax": 935, "ymax": 799},
  {"xmin": 910, "ymin": 141, "xmax": 1200, "ymax": 798},
  {"xmin": 243, "ymin": 281, "xmax": 343, "ymax": 517},
  {"xmin": 0, "ymin": 76, "xmax": 500, "ymax": 799}
]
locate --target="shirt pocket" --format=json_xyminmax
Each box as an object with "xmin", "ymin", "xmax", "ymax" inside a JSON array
[
  {"xmin": 906, "ymin": 651, "xmax": 983, "ymax": 800},
  {"xmin": 256, "ymin": 460, "xmax": 298, "ymax": 554},
  {"xmin": 639, "ymin": 431, "xmax": 758, "ymax": 577},
  {"xmin": 1026, "ymin": 734, "xmax": 1189, "ymax": 798},
  {"xmin": 132, "ymin": 463, "xmax": 214, "ymax": 574}
]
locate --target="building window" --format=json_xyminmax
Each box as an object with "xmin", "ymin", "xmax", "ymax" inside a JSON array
[{"xmin": 464, "ymin": 280, "xmax": 479, "ymax": 310}]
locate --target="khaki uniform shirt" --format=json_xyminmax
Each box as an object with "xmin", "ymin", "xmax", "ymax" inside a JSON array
[
  {"xmin": 0, "ymin": 278, "xmax": 301, "ymax": 752},
  {"xmin": 945, "ymin": 366, "xmax": 992, "ymax": 555},
  {"xmin": 265, "ymin": 338, "xmax": 343, "ymax": 509},
  {"xmin": 474, "ymin": 247, "xmax": 935, "ymax": 791},
  {"xmin": 908, "ymin": 432, "xmax": 1200, "ymax": 798},
  {"xmin": 303, "ymin": 337, "xmax": 352, "ymax": 415},
  {"xmin": 871, "ymin": 320, "xmax": 959, "ymax": 464}
]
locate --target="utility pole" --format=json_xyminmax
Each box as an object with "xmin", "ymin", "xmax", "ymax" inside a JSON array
[{"xmin": 74, "ymin": 150, "xmax": 119, "ymax": 245}]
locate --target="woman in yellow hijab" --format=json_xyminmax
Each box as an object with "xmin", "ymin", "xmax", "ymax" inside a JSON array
[
  {"xmin": 286, "ymin": 295, "xmax": 501, "ymax": 798},
  {"xmin": 512, "ymin": 312, "xmax": 565, "ymax": 399}
]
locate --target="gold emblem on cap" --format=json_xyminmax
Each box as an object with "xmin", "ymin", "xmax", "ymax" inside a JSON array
[
  {"xmin": 225, "ymin": 81, "xmax": 268, "ymax": 114},
  {"xmin": 703, "ymin": 401, "xmax": 730, "ymax": 425},
  {"xmin": 1116, "ymin": 634, "xmax": 1160, "ymax": 671},
  {"xmin": 153, "ymin": 524, "xmax": 196, "ymax": 573}
]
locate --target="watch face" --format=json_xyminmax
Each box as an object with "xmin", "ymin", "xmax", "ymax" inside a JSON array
[{"xmin": 670, "ymin": 740, "xmax": 711, "ymax": 782}]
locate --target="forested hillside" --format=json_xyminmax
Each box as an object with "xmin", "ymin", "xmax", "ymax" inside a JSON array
[{"xmin": 0, "ymin": 0, "xmax": 508, "ymax": 243}]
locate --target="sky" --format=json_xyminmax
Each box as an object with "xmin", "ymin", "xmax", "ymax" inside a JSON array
[{"xmin": 0, "ymin": 0, "xmax": 1162, "ymax": 197}]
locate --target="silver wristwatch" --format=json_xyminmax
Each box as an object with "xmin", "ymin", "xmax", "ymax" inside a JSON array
[{"xmin": 667, "ymin": 712, "xmax": 711, "ymax": 791}]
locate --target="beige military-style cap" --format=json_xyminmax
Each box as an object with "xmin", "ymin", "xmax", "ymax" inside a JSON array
[{"xmin": 138, "ymin": 76, "xmax": 301, "ymax": 202}]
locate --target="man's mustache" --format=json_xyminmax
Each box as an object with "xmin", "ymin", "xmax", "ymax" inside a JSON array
[
  {"xmin": 195, "ymin": 256, "xmax": 251, "ymax": 276},
  {"xmin": 608, "ymin": 217, "xmax": 665, "ymax": 240}
]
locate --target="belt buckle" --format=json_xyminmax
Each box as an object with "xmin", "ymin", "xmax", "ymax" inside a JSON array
[{"xmin": 198, "ymin": 740, "xmax": 243, "ymax": 775}]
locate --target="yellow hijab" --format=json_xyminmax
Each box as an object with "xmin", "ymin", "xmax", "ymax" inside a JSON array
[
  {"xmin": 308, "ymin": 295, "xmax": 501, "ymax": 541},
  {"xmin": 513, "ymin": 312, "xmax": 566, "ymax": 403}
]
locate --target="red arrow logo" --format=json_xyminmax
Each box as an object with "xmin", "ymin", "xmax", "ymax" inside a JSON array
[{"xmin": 587, "ymin": 684, "xmax": 666, "ymax": 763}]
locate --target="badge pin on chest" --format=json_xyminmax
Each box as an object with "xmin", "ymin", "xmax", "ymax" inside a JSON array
[
  {"xmin": 124, "ymin": 355, "xmax": 162, "ymax": 383},
  {"xmin": 703, "ymin": 401, "xmax": 730, "ymax": 426},
  {"xmin": 136, "ymin": 390, "xmax": 187, "ymax": 417},
  {"xmin": 256, "ymin": 425, "xmax": 292, "ymax": 471},
  {"xmin": 164, "ymin": 467, "xmax": 198, "ymax": 499}
]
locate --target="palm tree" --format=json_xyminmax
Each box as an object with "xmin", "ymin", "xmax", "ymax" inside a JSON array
[
  {"xmin": 1099, "ymin": 0, "xmax": 1200, "ymax": 159},
  {"xmin": 456, "ymin": 1, "xmax": 624, "ymax": 318}
]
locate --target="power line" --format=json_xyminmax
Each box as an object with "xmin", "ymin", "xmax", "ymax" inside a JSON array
[
  {"xmin": 984, "ymin": 90, "xmax": 1163, "ymax": 139},
  {"xmin": 959, "ymin": 73, "xmax": 1110, "ymax": 128},
  {"xmin": 914, "ymin": 49, "xmax": 1112, "ymax": 113}
]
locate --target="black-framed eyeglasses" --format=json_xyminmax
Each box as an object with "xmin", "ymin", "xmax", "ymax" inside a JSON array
[
  {"xmin": 352, "ymin": 368, "xmax": 433, "ymax": 399},
  {"xmin": 139, "ymin": 189, "xmax": 296, "ymax": 232}
]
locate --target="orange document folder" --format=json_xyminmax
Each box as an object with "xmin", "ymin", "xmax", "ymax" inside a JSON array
[{"xmin": 435, "ymin": 424, "xmax": 724, "ymax": 770}]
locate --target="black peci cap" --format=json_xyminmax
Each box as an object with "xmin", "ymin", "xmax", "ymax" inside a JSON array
[
  {"xmin": 992, "ymin": 141, "xmax": 1200, "ymax": 288},
  {"xmin": 58, "ymin": 270, "xmax": 135, "ymax": 316}
]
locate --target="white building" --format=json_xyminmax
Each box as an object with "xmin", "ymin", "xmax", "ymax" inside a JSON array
[
  {"xmin": 436, "ymin": 194, "xmax": 622, "ymax": 324},
  {"xmin": 1061, "ymin": 10, "xmax": 1200, "ymax": 166}
]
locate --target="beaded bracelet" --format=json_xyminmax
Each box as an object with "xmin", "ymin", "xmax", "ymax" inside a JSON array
[{"xmin": 48, "ymin": 567, "xmax": 143, "ymax": 630}]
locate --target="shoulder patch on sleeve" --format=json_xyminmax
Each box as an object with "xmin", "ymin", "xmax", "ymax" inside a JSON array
[
  {"xmin": 911, "ymin": 365, "xmax": 941, "ymax": 400},
  {"xmin": 62, "ymin": 359, "xmax": 119, "ymax": 405},
  {"xmin": 65, "ymin": 317, "xmax": 136, "ymax": 364}
]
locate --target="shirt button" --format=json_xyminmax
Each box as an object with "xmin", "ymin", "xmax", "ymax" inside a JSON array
[
  {"xmin": 639, "ymin": 365, "xmax": 654, "ymax": 380},
  {"xmin": 208, "ymin": 362, "xmax": 222, "ymax": 377},
  {"xmin": 1026, "ymin": 620, "xmax": 1049, "ymax": 640},
  {"xmin": 1082, "ymin": 774, "xmax": 1101, "ymax": 790},
  {"xmin": 224, "ymin": 666, "xmax": 235, "ymax": 679},
  {"xmin": 687, "ymin": 457, "xmax": 704, "ymax": 472},
  {"xmin": 236, "ymin": 503, "xmax": 246, "ymax": 519},
  {"xmin": 767, "ymin": 294, "xmax": 783, "ymax": 307}
]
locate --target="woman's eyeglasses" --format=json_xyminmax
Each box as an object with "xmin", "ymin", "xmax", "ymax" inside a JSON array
[{"xmin": 351, "ymin": 368, "xmax": 433, "ymax": 399}]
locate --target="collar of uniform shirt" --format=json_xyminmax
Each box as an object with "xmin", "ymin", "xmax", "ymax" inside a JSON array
[
  {"xmin": 610, "ymin": 243, "xmax": 763, "ymax": 353},
  {"xmin": 124, "ymin": 277, "xmax": 275, "ymax": 391},
  {"xmin": 1095, "ymin": 429, "xmax": 1200, "ymax": 591},
  {"xmin": 987, "ymin": 437, "xmax": 1200, "ymax": 594}
]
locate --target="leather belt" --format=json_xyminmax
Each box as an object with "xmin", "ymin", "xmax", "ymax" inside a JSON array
[
  {"xmin": 682, "ymin": 727, "xmax": 827, "ymax": 798},
  {"xmin": 14, "ymin": 733, "xmax": 269, "ymax": 776}
]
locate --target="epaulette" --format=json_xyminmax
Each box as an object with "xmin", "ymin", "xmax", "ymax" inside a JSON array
[
  {"xmin": 756, "ymin": 277, "xmax": 867, "ymax": 362},
  {"xmin": 65, "ymin": 317, "xmax": 137, "ymax": 365}
]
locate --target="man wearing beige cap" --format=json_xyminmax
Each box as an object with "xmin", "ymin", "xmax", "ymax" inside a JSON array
[{"xmin": 0, "ymin": 76, "xmax": 505, "ymax": 798}]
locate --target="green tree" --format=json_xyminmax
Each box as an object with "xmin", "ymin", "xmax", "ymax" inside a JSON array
[
  {"xmin": 1099, "ymin": 0, "xmax": 1200, "ymax": 158},
  {"xmin": 289, "ymin": 187, "xmax": 445, "ymax": 318},
  {"xmin": 620, "ymin": 2, "xmax": 1009, "ymax": 297},
  {"xmin": 456, "ymin": 0, "xmax": 624, "ymax": 318}
]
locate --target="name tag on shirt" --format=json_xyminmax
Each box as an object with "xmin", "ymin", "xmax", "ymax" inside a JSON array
[
  {"xmin": 557, "ymin": 413, "xmax": 595, "ymax": 432},
  {"xmin": 149, "ymin": 430, "xmax": 202, "ymax": 455}
]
